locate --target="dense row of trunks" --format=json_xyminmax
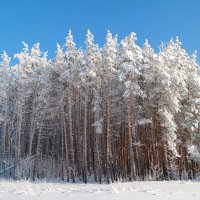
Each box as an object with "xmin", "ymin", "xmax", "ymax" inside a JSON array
[{"xmin": 0, "ymin": 31, "xmax": 200, "ymax": 183}]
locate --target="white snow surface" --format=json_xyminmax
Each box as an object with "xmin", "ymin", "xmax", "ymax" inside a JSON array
[{"xmin": 0, "ymin": 179, "xmax": 200, "ymax": 200}]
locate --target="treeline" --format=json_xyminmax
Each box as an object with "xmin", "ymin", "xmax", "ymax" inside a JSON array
[{"xmin": 0, "ymin": 30, "xmax": 200, "ymax": 183}]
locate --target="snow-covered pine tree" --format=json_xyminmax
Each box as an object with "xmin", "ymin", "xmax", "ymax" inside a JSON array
[{"xmin": 0, "ymin": 31, "xmax": 200, "ymax": 183}]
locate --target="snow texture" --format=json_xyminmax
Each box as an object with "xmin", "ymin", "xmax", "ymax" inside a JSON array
[{"xmin": 0, "ymin": 180, "xmax": 200, "ymax": 200}]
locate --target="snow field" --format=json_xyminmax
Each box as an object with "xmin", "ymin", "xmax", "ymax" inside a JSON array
[{"xmin": 0, "ymin": 180, "xmax": 200, "ymax": 200}]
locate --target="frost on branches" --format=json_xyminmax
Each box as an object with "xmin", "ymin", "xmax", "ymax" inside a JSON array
[{"xmin": 0, "ymin": 31, "xmax": 200, "ymax": 183}]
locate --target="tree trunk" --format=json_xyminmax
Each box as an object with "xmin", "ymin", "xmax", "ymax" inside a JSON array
[
  {"xmin": 82, "ymin": 94, "xmax": 88, "ymax": 183},
  {"xmin": 68, "ymin": 91, "xmax": 75, "ymax": 182},
  {"xmin": 127, "ymin": 96, "xmax": 136, "ymax": 181}
]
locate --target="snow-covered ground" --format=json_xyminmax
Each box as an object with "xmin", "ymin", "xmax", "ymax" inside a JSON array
[{"xmin": 0, "ymin": 179, "xmax": 200, "ymax": 200}]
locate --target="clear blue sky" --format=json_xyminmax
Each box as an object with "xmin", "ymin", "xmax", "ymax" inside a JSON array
[{"xmin": 0, "ymin": 0, "xmax": 199, "ymax": 62}]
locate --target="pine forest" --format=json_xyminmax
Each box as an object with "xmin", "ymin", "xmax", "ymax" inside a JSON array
[{"xmin": 0, "ymin": 30, "xmax": 200, "ymax": 183}]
